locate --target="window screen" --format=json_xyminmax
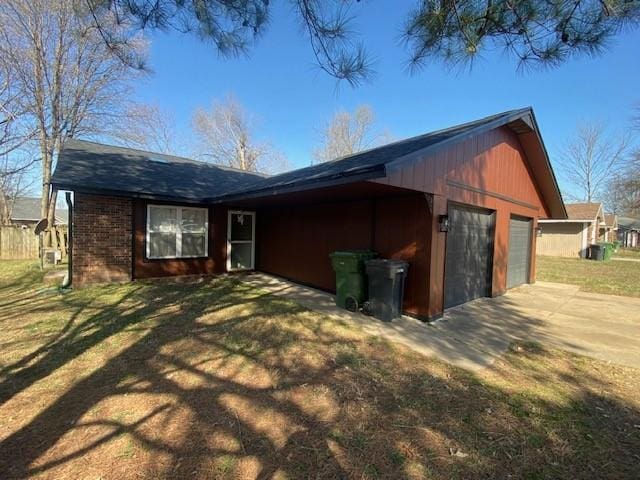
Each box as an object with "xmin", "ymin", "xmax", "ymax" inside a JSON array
[{"xmin": 147, "ymin": 206, "xmax": 208, "ymax": 259}]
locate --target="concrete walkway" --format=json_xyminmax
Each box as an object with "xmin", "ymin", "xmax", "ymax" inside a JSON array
[{"xmin": 240, "ymin": 273, "xmax": 640, "ymax": 371}]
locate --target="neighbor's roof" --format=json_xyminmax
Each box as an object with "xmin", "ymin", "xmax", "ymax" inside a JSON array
[
  {"xmin": 10, "ymin": 197, "xmax": 68, "ymax": 224},
  {"xmin": 564, "ymin": 203, "xmax": 603, "ymax": 221},
  {"xmin": 51, "ymin": 140, "xmax": 266, "ymax": 202},
  {"xmin": 52, "ymin": 108, "xmax": 566, "ymax": 217},
  {"xmin": 618, "ymin": 217, "xmax": 640, "ymax": 230},
  {"xmin": 603, "ymin": 213, "xmax": 617, "ymax": 227}
]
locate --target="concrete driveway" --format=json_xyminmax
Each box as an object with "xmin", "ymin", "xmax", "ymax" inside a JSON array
[
  {"xmin": 438, "ymin": 281, "xmax": 640, "ymax": 370},
  {"xmin": 241, "ymin": 273, "xmax": 640, "ymax": 371}
]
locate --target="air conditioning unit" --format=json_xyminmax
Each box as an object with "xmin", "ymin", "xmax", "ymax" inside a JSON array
[{"xmin": 44, "ymin": 249, "xmax": 62, "ymax": 265}]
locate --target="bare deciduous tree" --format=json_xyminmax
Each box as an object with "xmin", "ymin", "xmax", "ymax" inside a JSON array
[
  {"xmin": 313, "ymin": 105, "xmax": 390, "ymax": 164},
  {"xmin": 114, "ymin": 103, "xmax": 179, "ymax": 155},
  {"xmin": 0, "ymin": 63, "xmax": 34, "ymax": 158},
  {"xmin": 0, "ymin": 154, "xmax": 35, "ymax": 225},
  {"xmin": 558, "ymin": 122, "xmax": 630, "ymax": 203},
  {"xmin": 606, "ymin": 152, "xmax": 640, "ymax": 216},
  {"xmin": 1, "ymin": 62, "xmax": 39, "ymax": 225},
  {"xmin": 0, "ymin": 0, "xmax": 145, "ymax": 242},
  {"xmin": 192, "ymin": 95, "xmax": 285, "ymax": 173}
]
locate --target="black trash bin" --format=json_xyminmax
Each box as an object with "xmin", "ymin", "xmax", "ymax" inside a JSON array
[
  {"xmin": 589, "ymin": 244, "xmax": 604, "ymax": 261},
  {"xmin": 364, "ymin": 259, "xmax": 409, "ymax": 322}
]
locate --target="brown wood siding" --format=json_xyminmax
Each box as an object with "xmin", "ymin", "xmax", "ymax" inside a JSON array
[
  {"xmin": 256, "ymin": 199, "xmax": 374, "ymax": 292},
  {"xmin": 133, "ymin": 199, "xmax": 227, "ymax": 279},
  {"xmin": 374, "ymin": 127, "xmax": 546, "ymax": 316},
  {"xmin": 255, "ymin": 193, "xmax": 432, "ymax": 318},
  {"xmin": 377, "ymin": 127, "xmax": 550, "ymax": 217},
  {"xmin": 372, "ymin": 195, "xmax": 431, "ymax": 317}
]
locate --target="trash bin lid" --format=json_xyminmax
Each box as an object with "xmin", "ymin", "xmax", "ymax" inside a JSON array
[
  {"xmin": 365, "ymin": 258, "xmax": 409, "ymax": 272},
  {"xmin": 330, "ymin": 250, "xmax": 377, "ymax": 259}
]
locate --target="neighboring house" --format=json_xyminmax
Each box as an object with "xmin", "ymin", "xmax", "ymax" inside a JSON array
[
  {"xmin": 599, "ymin": 213, "xmax": 618, "ymax": 243},
  {"xmin": 7, "ymin": 197, "xmax": 68, "ymax": 227},
  {"xmin": 536, "ymin": 202, "xmax": 604, "ymax": 258},
  {"xmin": 618, "ymin": 217, "xmax": 640, "ymax": 247},
  {"xmin": 51, "ymin": 107, "xmax": 566, "ymax": 320}
]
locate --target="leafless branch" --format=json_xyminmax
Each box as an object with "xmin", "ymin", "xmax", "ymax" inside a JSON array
[
  {"xmin": 313, "ymin": 104, "xmax": 392, "ymax": 164},
  {"xmin": 558, "ymin": 122, "xmax": 631, "ymax": 203},
  {"xmin": 191, "ymin": 94, "xmax": 288, "ymax": 174}
]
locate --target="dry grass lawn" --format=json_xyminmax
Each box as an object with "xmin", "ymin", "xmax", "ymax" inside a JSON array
[
  {"xmin": 0, "ymin": 260, "xmax": 639, "ymax": 479},
  {"xmin": 614, "ymin": 247, "xmax": 640, "ymax": 259},
  {"xmin": 536, "ymin": 255, "xmax": 640, "ymax": 297}
]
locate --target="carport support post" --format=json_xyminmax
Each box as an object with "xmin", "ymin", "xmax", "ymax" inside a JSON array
[{"xmin": 427, "ymin": 194, "xmax": 447, "ymax": 319}]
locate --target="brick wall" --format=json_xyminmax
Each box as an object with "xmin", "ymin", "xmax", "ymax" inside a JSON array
[{"xmin": 73, "ymin": 193, "xmax": 133, "ymax": 286}]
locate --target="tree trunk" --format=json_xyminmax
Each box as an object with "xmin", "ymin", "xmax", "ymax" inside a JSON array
[{"xmin": 239, "ymin": 142, "xmax": 247, "ymax": 171}]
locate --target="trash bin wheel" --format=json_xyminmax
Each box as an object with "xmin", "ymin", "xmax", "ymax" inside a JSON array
[
  {"xmin": 344, "ymin": 296, "xmax": 359, "ymax": 312},
  {"xmin": 361, "ymin": 301, "xmax": 373, "ymax": 316}
]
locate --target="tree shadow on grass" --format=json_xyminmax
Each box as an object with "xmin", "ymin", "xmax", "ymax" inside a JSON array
[{"xmin": 0, "ymin": 275, "xmax": 639, "ymax": 479}]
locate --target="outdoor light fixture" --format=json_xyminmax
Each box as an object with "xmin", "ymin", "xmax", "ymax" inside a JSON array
[
  {"xmin": 535, "ymin": 226, "xmax": 543, "ymax": 237},
  {"xmin": 438, "ymin": 214, "xmax": 449, "ymax": 232}
]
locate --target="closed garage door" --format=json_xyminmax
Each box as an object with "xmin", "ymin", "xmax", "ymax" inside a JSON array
[
  {"xmin": 444, "ymin": 205, "xmax": 495, "ymax": 309},
  {"xmin": 507, "ymin": 217, "xmax": 532, "ymax": 289}
]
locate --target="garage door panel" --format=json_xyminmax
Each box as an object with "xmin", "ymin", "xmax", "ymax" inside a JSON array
[
  {"xmin": 444, "ymin": 205, "xmax": 495, "ymax": 309},
  {"xmin": 507, "ymin": 217, "xmax": 532, "ymax": 289}
]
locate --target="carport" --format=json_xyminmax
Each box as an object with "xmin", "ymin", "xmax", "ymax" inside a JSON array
[{"xmin": 214, "ymin": 108, "xmax": 566, "ymax": 320}]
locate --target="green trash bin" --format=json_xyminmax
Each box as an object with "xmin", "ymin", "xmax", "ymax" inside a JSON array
[
  {"xmin": 330, "ymin": 250, "xmax": 377, "ymax": 311},
  {"xmin": 599, "ymin": 242, "xmax": 613, "ymax": 260}
]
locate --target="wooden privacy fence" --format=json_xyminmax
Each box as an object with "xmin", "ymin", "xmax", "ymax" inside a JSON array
[{"xmin": 0, "ymin": 225, "xmax": 68, "ymax": 260}]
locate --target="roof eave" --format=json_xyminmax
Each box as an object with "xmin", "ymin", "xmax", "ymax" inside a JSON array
[
  {"xmin": 384, "ymin": 108, "xmax": 535, "ymax": 176},
  {"xmin": 52, "ymin": 182, "xmax": 213, "ymax": 204},
  {"xmin": 515, "ymin": 110, "xmax": 567, "ymax": 219},
  {"xmin": 384, "ymin": 108, "xmax": 567, "ymax": 220}
]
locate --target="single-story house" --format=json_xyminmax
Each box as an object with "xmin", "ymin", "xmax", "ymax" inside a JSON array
[
  {"xmin": 618, "ymin": 217, "xmax": 640, "ymax": 247},
  {"xmin": 599, "ymin": 213, "xmax": 618, "ymax": 243},
  {"xmin": 6, "ymin": 197, "xmax": 68, "ymax": 227},
  {"xmin": 51, "ymin": 107, "xmax": 566, "ymax": 320},
  {"xmin": 536, "ymin": 202, "xmax": 604, "ymax": 258}
]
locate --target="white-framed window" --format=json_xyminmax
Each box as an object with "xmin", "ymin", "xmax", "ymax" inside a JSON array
[
  {"xmin": 227, "ymin": 210, "xmax": 256, "ymax": 271},
  {"xmin": 146, "ymin": 204, "xmax": 208, "ymax": 259}
]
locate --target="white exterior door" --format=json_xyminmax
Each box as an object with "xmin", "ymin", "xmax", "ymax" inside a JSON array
[{"xmin": 227, "ymin": 211, "xmax": 256, "ymax": 271}]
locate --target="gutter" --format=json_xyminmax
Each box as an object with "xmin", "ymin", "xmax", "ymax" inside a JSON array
[{"xmin": 51, "ymin": 183, "xmax": 212, "ymax": 205}]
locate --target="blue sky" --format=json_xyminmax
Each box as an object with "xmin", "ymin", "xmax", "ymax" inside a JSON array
[{"xmin": 134, "ymin": 1, "xmax": 639, "ymax": 197}]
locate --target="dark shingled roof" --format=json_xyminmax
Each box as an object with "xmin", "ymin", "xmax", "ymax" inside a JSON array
[
  {"xmin": 618, "ymin": 217, "xmax": 640, "ymax": 230},
  {"xmin": 52, "ymin": 140, "xmax": 266, "ymax": 202},
  {"xmin": 214, "ymin": 108, "xmax": 537, "ymax": 202},
  {"xmin": 52, "ymin": 108, "xmax": 564, "ymax": 217}
]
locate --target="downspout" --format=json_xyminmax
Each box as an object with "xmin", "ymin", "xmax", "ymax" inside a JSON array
[{"xmin": 62, "ymin": 191, "xmax": 73, "ymax": 288}]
